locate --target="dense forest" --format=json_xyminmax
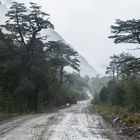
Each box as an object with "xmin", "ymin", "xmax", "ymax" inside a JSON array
[
  {"xmin": 0, "ymin": 2, "xmax": 88, "ymax": 114},
  {"xmin": 93, "ymin": 19, "xmax": 140, "ymax": 124}
]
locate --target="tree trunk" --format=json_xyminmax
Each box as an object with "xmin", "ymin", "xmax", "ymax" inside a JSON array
[{"xmin": 60, "ymin": 65, "xmax": 64, "ymax": 86}]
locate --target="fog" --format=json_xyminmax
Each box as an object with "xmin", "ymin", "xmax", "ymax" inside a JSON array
[{"xmin": 18, "ymin": 0, "xmax": 140, "ymax": 75}]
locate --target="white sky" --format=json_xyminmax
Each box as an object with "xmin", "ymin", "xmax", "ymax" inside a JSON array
[{"xmin": 19, "ymin": 0, "xmax": 140, "ymax": 75}]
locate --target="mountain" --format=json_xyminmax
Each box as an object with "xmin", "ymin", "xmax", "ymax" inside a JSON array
[{"xmin": 0, "ymin": 0, "xmax": 98, "ymax": 77}]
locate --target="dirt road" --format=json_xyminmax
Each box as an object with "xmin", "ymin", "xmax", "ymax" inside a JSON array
[{"xmin": 0, "ymin": 100, "xmax": 119, "ymax": 140}]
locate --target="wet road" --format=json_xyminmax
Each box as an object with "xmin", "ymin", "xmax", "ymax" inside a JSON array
[{"xmin": 0, "ymin": 100, "xmax": 118, "ymax": 140}]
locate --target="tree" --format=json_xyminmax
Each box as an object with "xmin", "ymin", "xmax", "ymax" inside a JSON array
[
  {"xmin": 124, "ymin": 75, "xmax": 140, "ymax": 112},
  {"xmin": 99, "ymin": 87, "xmax": 109, "ymax": 103},
  {"xmin": 106, "ymin": 55, "xmax": 120, "ymax": 79},
  {"xmin": 3, "ymin": 2, "xmax": 53, "ymax": 45},
  {"xmin": 109, "ymin": 19, "xmax": 140, "ymax": 48},
  {"xmin": 118, "ymin": 53, "xmax": 139, "ymax": 78},
  {"xmin": 0, "ymin": 31, "xmax": 21, "ymax": 112},
  {"xmin": 106, "ymin": 53, "xmax": 137, "ymax": 79},
  {"xmin": 0, "ymin": 2, "xmax": 54, "ymax": 112},
  {"xmin": 46, "ymin": 41, "xmax": 80, "ymax": 85},
  {"xmin": 1, "ymin": 2, "xmax": 54, "ymax": 73}
]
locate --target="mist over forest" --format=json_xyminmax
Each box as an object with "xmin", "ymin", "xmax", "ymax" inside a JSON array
[{"xmin": 0, "ymin": 1, "xmax": 140, "ymax": 140}]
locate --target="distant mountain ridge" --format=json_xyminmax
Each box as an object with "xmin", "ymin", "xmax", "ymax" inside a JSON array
[{"xmin": 0, "ymin": 0, "xmax": 98, "ymax": 77}]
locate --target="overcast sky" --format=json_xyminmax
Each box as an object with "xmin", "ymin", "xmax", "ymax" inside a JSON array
[{"xmin": 19, "ymin": 0, "xmax": 140, "ymax": 75}]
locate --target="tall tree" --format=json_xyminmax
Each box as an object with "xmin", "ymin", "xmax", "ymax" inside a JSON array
[
  {"xmin": 1, "ymin": 2, "xmax": 54, "ymax": 73},
  {"xmin": 106, "ymin": 55, "xmax": 120, "ymax": 79},
  {"xmin": 106, "ymin": 53, "xmax": 136, "ymax": 79},
  {"xmin": 109, "ymin": 19, "xmax": 140, "ymax": 49},
  {"xmin": 46, "ymin": 41, "xmax": 80, "ymax": 85}
]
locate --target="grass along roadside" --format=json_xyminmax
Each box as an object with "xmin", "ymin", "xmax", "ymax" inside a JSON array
[
  {"xmin": 92, "ymin": 102, "xmax": 140, "ymax": 125},
  {"xmin": 92, "ymin": 101, "xmax": 140, "ymax": 139}
]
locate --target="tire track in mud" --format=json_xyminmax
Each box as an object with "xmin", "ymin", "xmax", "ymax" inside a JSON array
[{"xmin": 41, "ymin": 101, "xmax": 112, "ymax": 140}]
